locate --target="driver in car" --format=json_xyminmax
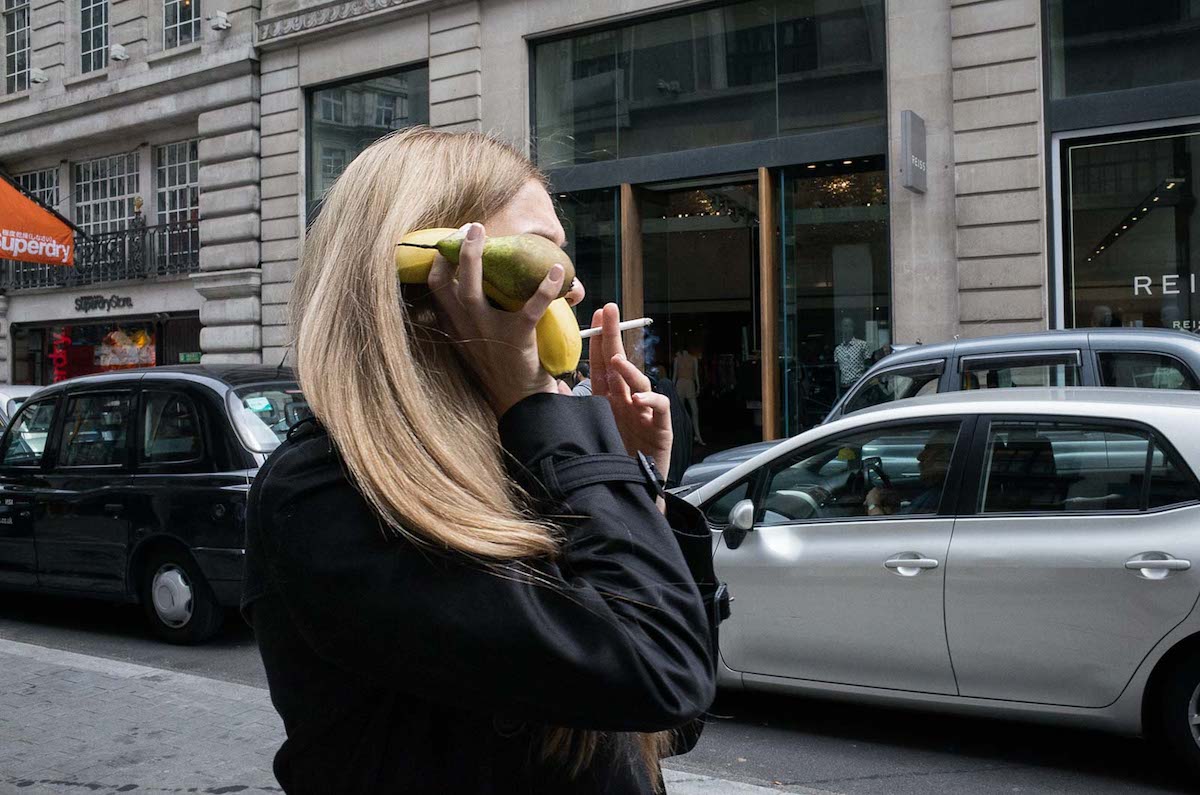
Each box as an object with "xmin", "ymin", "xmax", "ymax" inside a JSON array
[{"xmin": 864, "ymin": 434, "xmax": 954, "ymax": 516}]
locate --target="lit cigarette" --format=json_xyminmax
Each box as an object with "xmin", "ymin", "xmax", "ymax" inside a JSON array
[{"xmin": 579, "ymin": 317, "xmax": 653, "ymax": 339}]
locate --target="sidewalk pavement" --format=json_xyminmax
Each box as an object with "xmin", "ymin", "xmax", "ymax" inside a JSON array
[{"xmin": 0, "ymin": 638, "xmax": 801, "ymax": 795}]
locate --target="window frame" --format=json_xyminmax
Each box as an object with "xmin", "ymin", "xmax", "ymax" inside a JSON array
[
  {"xmin": 135, "ymin": 389, "xmax": 207, "ymax": 469},
  {"xmin": 840, "ymin": 358, "xmax": 946, "ymax": 416},
  {"xmin": 79, "ymin": 0, "xmax": 109, "ymax": 75},
  {"xmin": 162, "ymin": 0, "xmax": 201, "ymax": 50},
  {"xmin": 0, "ymin": 396, "xmax": 60, "ymax": 470},
  {"xmin": 750, "ymin": 416, "xmax": 973, "ymax": 527},
  {"xmin": 51, "ymin": 389, "xmax": 135, "ymax": 471},
  {"xmin": 1094, "ymin": 349, "xmax": 1200, "ymax": 391},
  {"xmin": 957, "ymin": 413, "xmax": 1200, "ymax": 518},
  {"xmin": 3, "ymin": 0, "xmax": 30, "ymax": 94}
]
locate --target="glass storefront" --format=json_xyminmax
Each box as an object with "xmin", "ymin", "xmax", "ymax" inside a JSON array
[
  {"xmin": 557, "ymin": 188, "xmax": 621, "ymax": 327},
  {"xmin": 779, "ymin": 156, "xmax": 889, "ymax": 435},
  {"xmin": 533, "ymin": 0, "xmax": 885, "ymax": 168},
  {"xmin": 641, "ymin": 179, "xmax": 762, "ymax": 449},
  {"xmin": 306, "ymin": 65, "xmax": 430, "ymax": 217},
  {"xmin": 11, "ymin": 313, "xmax": 201, "ymax": 385},
  {"xmin": 1065, "ymin": 129, "xmax": 1198, "ymax": 331},
  {"xmin": 1047, "ymin": 0, "xmax": 1200, "ymax": 99}
]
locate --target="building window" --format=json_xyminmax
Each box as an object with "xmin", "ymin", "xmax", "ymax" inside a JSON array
[
  {"xmin": 306, "ymin": 64, "xmax": 430, "ymax": 216},
  {"xmin": 73, "ymin": 153, "xmax": 139, "ymax": 234},
  {"xmin": 1047, "ymin": 0, "xmax": 1200, "ymax": 99},
  {"xmin": 15, "ymin": 167, "xmax": 59, "ymax": 209},
  {"xmin": 80, "ymin": 0, "xmax": 108, "ymax": 74},
  {"xmin": 155, "ymin": 139, "xmax": 198, "ymax": 224},
  {"xmin": 1064, "ymin": 128, "xmax": 1198, "ymax": 331},
  {"xmin": 319, "ymin": 91, "xmax": 344, "ymax": 124},
  {"xmin": 163, "ymin": 0, "xmax": 201, "ymax": 49},
  {"xmin": 532, "ymin": 0, "xmax": 886, "ymax": 168},
  {"xmin": 3, "ymin": 0, "xmax": 29, "ymax": 93}
]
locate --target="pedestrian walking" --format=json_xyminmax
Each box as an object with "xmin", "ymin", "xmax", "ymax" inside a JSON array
[{"xmin": 242, "ymin": 128, "xmax": 722, "ymax": 795}]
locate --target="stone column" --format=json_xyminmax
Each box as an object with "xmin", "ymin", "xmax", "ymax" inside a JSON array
[
  {"xmin": 429, "ymin": 2, "xmax": 482, "ymax": 132},
  {"xmin": 950, "ymin": 0, "xmax": 1047, "ymax": 335},
  {"xmin": 194, "ymin": 95, "xmax": 263, "ymax": 364},
  {"xmin": 258, "ymin": 46, "xmax": 300, "ymax": 367},
  {"xmin": 886, "ymin": 0, "xmax": 960, "ymax": 345}
]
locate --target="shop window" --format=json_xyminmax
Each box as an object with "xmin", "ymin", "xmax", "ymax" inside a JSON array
[
  {"xmin": 556, "ymin": 188, "xmax": 620, "ymax": 329},
  {"xmin": 73, "ymin": 153, "xmax": 140, "ymax": 234},
  {"xmin": 1048, "ymin": 0, "xmax": 1200, "ymax": 99},
  {"xmin": 58, "ymin": 393, "xmax": 131, "ymax": 468},
  {"xmin": 779, "ymin": 157, "xmax": 890, "ymax": 436},
  {"xmin": 80, "ymin": 0, "xmax": 108, "ymax": 74},
  {"xmin": 532, "ymin": 0, "xmax": 885, "ymax": 168},
  {"xmin": 306, "ymin": 66, "xmax": 429, "ymax": 218},
  {"xmin": 1065, "ymin": 129, "xmax": 1199, "ymax": 331},
  {"xmin": 4, "ymin": 0, "xmax": 30, "ymax": 93},
  {"xmin": 163, "ymin": 0, "xmax": 200, "ymax": 49}
]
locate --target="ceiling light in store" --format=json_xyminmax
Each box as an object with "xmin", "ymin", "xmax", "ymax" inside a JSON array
[
  {"xmin": 807, "ymin": 164, "xmax": 816, "ymax": 169},
  {"xmin": 1154, "ymin": 196, "xmax": 1160, "ymax": 202},
  {"xmin": 1121, "ymin": 225, "xmax": 1128, "ymax": 230},
  {"xmin": 1143, "ymin": 207, "xmax": 1149, "ymax": 212},
  {"xmin": 842, "ymin": 160, "xmax": 852, "ymax": 165},
  {"xmin": 1167, "ymin": 182, "xmax": 1177, "ymax": 189}
]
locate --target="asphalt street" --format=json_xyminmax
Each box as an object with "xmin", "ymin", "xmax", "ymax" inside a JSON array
[{"xmin": 0, "ymin": 594, "xmax": 1195, "ymax": 795}]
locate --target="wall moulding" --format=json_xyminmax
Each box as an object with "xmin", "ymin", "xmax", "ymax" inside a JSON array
[{"xmin": 256, "ymin": 0, "xmax": 444, "ymax": 46}]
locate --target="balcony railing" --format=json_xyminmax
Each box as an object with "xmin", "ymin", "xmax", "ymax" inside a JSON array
[{"xmin": 1, "ymin": 220, "xmax": 200, "ymax": 291}]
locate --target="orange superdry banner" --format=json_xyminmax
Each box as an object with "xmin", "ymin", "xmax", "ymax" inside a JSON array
[{"xmin": 0, "ymin": 175, "xmax": 74, "ymax": 266}]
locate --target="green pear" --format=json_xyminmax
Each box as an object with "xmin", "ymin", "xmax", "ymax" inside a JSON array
[{"xmin": 436, "ymin": 233, "xmax": 576, "ymax": 304}]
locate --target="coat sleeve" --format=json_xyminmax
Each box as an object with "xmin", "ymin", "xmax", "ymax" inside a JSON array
[{"xmin": 252, "ymin": 393, "xmax": 716, "ymax": 733}]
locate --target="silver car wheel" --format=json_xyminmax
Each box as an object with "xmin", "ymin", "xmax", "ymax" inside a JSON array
[
  {"xmin": 1190, "ymin": 681, "xmax": 1200, "ymax": 750},
  {"xmin": 151, "ymin": 564, "xmax": 193, "ymax": 629}
]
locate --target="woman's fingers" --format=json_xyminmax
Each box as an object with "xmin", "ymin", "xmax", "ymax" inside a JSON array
[
  {"xmin": 609, "ymin": 351, "xmax": 652, "ymax": 395},
  {"xmin": 632, "ymin": 390, "xmax": 672, "ymax": 427},
  {"xmin": 588, "ymin": 308, "xmax": 607, "ymax": 397},
  {"xmin": 601, "ymin": 303, "xmax": 626, "ymax": 365},
  {"xmin": 606, "ymin": 354, "xmax": 635, "ymax": 405},
  {"xmin": 454, "ymin": 223, "xmax": 486, "ymax": 307},
  {"xmin": 565, "ymin": 278, "xmax": 586, "ymax": 307},
  {"xmin": 520, "ymin": 263, "xmax": 564, "ymax": 326}
]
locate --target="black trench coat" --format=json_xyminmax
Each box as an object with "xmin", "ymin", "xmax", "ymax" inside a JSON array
[{"xmin": 241, "ymin": 393, "xmax": 724, "ymax": 794}]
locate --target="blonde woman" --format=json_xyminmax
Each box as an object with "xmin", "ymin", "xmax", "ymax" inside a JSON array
[{"xmin": 241, "ymin": 128, "xmax": 722, "ymax": 794}]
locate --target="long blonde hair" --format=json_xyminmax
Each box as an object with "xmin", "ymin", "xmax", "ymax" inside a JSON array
[{"xmin": 290, "ymin": 127, "xmax": 672, "ymax": 782}]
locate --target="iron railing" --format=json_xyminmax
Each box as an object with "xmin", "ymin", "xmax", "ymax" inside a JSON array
[{"xmin": 1, "ymin": 220, "xmax": 200, "ymax": 290}]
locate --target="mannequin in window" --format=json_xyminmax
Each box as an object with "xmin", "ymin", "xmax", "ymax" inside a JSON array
[
  {"xmin": 833, "ymin": 317, "xmax": 870, "ymax": 393},
  {"xmin": 673, "ymin": 345, "xmax": 704, "ymax": 445}
]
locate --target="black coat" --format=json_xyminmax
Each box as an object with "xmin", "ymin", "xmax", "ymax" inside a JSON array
[{"xmin": 241, "ymin": 394, "xmax": 722, "ymax": 794}]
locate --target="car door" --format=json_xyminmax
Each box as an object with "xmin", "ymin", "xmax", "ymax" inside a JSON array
[
  {"xmin": 35, "ymin": 390, "xmax": 135, "ymax": 593},
  {"xmin": 945, "ymin": 415, "xmax": 1200, "ymax": 707},
  {"xmin": 0, "ymin": 397, "xmax": 59, "ymax": 587},
  {"xmin": 712, "ymin": 418, "xmax": 970, "ymax": 694}
]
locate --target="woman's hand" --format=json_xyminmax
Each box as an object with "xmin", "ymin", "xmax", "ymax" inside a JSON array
[
  {"xmin": 589, "ymin": 303, "xmax": 673, "ymax": 484},
  {"xmin": 428, "ymin": 222, "xmax": 564, "ymax": 416}
]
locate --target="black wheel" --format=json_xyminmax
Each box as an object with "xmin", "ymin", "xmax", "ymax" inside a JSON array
[
  {"xmin": 1157, "ymin": 647, "xmax": 1200, "ymax": 779},
  {"xmin": 139, "ymin": 548, "xmax": 223, "ymax": 645}
]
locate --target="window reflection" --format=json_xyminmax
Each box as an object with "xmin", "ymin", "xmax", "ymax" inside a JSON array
[
  {"xmin": 307, "ymin": 66, "xmax": 430, "ymax": 217},
  {"xmin": 556, "ymin": 188, "xmax": 620, "ymax": 326},
  {"xmin": 533, "ymin": 0, "xmax": 885, "ymax": 168}
]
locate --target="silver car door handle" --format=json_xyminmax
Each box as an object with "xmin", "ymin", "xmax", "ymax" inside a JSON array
[
  {"xmin": 1125, "ymin": 557, "xmax": 1191, "ymax": 571},
  {"xmin": 885, "ymin": 557, "xmax": 939, "ymax": 569}
]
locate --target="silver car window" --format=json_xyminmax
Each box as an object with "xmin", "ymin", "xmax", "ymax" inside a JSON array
[
  {"xmin": 760, "ymin": 422, "xmax": 960, "ymax": 524},
  {"xmin": 843, "ymin": 364, "xmax": 942, "ymax": 415},
  {"xmin": 1097, "ymin": 352, "xmax": 1198, "ymax": 390}
]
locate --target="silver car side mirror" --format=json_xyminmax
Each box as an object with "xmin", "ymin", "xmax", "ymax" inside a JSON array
[{"xmin": 729, "ymin": 499, "xmax": 755, "ymax": 531}]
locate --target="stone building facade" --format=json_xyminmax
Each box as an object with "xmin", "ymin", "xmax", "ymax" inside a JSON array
[{"xmin": 2, "ymin": 0, "xmax": 1198, "ymax": 444}]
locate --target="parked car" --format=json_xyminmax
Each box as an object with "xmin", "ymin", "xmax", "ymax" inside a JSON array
[
  {"xmin": 687, "ymin": 387, "xmax": 1200, "ymax": 776},
  {"xmin": 0, "ymin": 385, "xmax": 42, "ymax": 427},
  {"xmin": 0, "ymin": 366, "xmax": 309, "ymax": 644},
  {"xmin": 680, "ymin": 327, "xmax": 1200, "ymax": 488}
]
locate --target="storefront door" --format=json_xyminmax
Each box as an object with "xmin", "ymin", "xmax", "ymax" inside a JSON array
[{"xmin": 638, "ymin": 179, "xmax": 763, "ymax": 454}]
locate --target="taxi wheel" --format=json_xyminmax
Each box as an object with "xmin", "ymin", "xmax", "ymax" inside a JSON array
[
  {"xmin": 140, "ymin": 548, "xmax": 223, "ymax": 645},
  {"xmin": 1158, "ymin": 646, "xmax": 1200, "ymax": 780}
]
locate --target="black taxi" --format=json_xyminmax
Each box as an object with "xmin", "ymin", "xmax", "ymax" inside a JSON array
[{"xmin": 0, "ymin": 366, "xmax": 308, "ymax": 644}]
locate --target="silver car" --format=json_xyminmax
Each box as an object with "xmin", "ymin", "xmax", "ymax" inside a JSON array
[{"xmin": 687, "ymin": 388, "xmax": 1200, "ymax": 777}]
